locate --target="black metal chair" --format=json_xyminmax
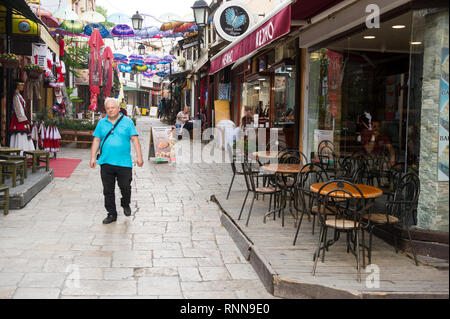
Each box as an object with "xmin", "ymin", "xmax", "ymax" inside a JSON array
[
  {"xmin": 318, "ymin": 140, "xmax": 337, "ymax": 177},
  {"xmin": 279, "ymin": 149, "xmax": 308, "ymax": 165},
  {"xmin": 226, "ymin": 146, "xmax": 245, "ymax": 200},
  {"xmin": 312, "ymin": 180, "xmax": 371, "ymax": 282},
  {"xmin": 364, "ymin": 172, "xmax": 420, "ymax": 266},
  {"xmin": 292, "ymin": 163, "xmax": 330, "ymax": 245},
  {"xmin": 238, "ymin": 161, "xmax": 281, "ymax": 227}
]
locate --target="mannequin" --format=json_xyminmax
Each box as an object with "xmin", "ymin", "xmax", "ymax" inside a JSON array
[{"xmin": 9, "ymin": 80, "xmax": 35, "ymax": 152}]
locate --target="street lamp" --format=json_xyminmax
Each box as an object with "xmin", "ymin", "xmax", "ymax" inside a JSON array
[
  {"xmin": 191, "ymin": 0, "xmax": 209, "ymax": 27},
  {"xmin": 138, "ymin": 43, "xmax": 146, "ymax": 55},
  {"xmin": 132, "ymin": 11, "xmax": 143, "ymax": 30},
  {"xmin": 192, "ymin": 0, "xmax": 209, "ymax": 119}
]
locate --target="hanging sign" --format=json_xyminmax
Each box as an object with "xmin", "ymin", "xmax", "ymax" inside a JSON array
[
  {"xmin": 214, "ymin": 0, "xmax": 255, "ymax": 42},
  {"xmin": 178, "ymin": 35, "xmax": 203, "ymax": 50},
  {"xmin": 210, "ymin": 5, "xmax": 291, "ymax": 75}
]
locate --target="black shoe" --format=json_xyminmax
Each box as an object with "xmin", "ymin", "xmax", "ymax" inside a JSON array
[
  {"xmin": 123, "ymin": 206, "xmax": 132, "ymax": 217},
  {"xmin": 103, "ymin": 215, "xmax": 117, "ymax": 224}
]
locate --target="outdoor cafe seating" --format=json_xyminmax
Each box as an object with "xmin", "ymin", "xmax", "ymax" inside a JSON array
[{"xmin": 226, "ymin": 139, "xmax": 422, "ymax": 281}]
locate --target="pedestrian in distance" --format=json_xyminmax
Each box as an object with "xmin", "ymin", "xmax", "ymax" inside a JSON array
[{"xmin": 90, "ymin": 98, "xmax": 144, "ymax": 224}]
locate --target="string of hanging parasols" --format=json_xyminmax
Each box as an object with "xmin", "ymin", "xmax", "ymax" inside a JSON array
[{"xmin": 29, "ymin": 3, "xmax": 200, "ymax": 42}]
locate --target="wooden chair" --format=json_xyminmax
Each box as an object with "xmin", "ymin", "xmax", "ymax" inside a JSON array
[{"xmin": 0, "ymin": 185, "xmax": 9, "ymax": 215}]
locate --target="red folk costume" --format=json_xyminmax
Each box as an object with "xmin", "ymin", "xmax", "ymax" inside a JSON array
[
  {"xmin": 10, "ymin": 93, "xmax": 30, "ymax": 133},
  {"xmin": 9, "ymin": 92, "xmax": 35, "ymax": 152}
]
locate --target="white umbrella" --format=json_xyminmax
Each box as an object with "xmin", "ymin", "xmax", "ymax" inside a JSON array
[
  {"xmin": 79, "ymin": 11, "xmax": 106, "ymax": 24},
  {"xmin": 53, "ymin": 6, "xmax": 79, "ymax": 21}
]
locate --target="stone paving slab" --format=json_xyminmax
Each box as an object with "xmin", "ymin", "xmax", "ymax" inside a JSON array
[{"xmin": 0, "ymin": 118, "xmax": 274, "ymax": 300}]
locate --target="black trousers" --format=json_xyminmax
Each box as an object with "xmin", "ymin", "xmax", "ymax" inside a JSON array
[{"xmin": 101, "ymin": 164, "xmax": 132, "ymax": 217}]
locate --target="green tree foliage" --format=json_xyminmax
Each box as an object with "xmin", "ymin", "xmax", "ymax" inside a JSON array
[{"xmin": 61, "ymin": 44, "xmax": 90, "ymax": 76}]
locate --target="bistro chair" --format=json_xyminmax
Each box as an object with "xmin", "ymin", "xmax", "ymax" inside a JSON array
[
  {"xmin": 226, "ymin": 145, "xmax": 245, "ymax": 200},
  {"xmin": 279, "ymin": 149, "xmax": 308, "ymax": 165},
  {"xmin": 364, "ymin": 172, "xmax": 420, "ymax": 266},
  {"xmin": 312, "ymin": 180, "xmax": 371, "ymax": 282},
  {"xmin": 238, "ymin": 161, "xmax": 281, "ymax": 227},
  {"xmin": 292, "ymin": 163, "xmax": 330, "ymax": 245},
  {"xmin": 318, "ymin": 140, "xmax": 337, "ymax": 177}
]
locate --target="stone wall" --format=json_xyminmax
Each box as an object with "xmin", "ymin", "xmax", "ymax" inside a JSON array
[{"xmin": 417, "ymin": 9, "xmax": 449, "ymax": 232}]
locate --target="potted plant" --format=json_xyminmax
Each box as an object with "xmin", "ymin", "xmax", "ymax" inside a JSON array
[
  {"xmin": 24, "ymin": 64, "xmax": 45, "ymax": 79},
  {"xmin": 0, "ymin": 53, "xmax": 19, "ymax": 69}
]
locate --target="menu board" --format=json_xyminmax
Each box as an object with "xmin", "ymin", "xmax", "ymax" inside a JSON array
[
  {"xmin": 438, "ymin": 47, "xmax": 449, "ymax": 182},
  {"xmin": 150, "ymin": 127, "xmax": 175, "ymax": 163}
]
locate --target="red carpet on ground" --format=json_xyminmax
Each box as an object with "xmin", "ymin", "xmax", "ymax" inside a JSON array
[{"xmin": 49, "ymin": 158, "xmax": 82, "ymax": 178}]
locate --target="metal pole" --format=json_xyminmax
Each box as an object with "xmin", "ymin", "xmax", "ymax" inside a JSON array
[
  {"xmin": 6, "ymin": 8, "xmax": 13, "ymax": 146},
  {"xmin": 197, "ymin": 27, "xmax": 202, "ymax": 119}
]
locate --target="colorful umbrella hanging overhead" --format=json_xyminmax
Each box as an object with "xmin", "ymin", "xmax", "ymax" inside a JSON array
[
  {"xmin": 135, "ymin": 26, "xmax": 160, "ymax": 39},
  {"xmin": 163, "ymin": 32, "xmax": 183, "ymax": 39},
  {"xmin": 163, "ymin": 55, "xmax": 176, "ymax": 61},
  {"xmin": 134, "ymin": 65, "xmax": 148, "ymax": 73},
  {"xmin": 80, "ymin": 11, "xmax": 106, "ymax": 24},
  {"xmin": 143, "ymin": 71, "xmax": 155, "ymax": 77},
  {"xmin": 128, "ymin": 55, "xmax": 143, "ymax": 60},
  {"xmin": 160, "ymin": 21, "xmax": 183, "ymax": 31},
  {"xmin": 60, "ymin": 20, "xmax": 84, "ymax": 34},
  {"xmin": 41, "ymin": 15, "xmax": 60, "ymax": 28},
  {"xmin": 83, "ymin": 24, "xmax": 110, "ymax": 38},
  {"xmin": 173, "ymin": 22, "xmax": 195, "ymax": 33},
  {"xmin": 53, "ymin": 6, "xmax": 79, "ymax": 21},
  {"xmin": 107, "ymin": 13, "xmax": 131, "ymax": 25},
  {"xmin": 111, "ymin": 24, "xmax": 135, "ymax": 37},
  {"xmin": 119, "ymin": 63, "xmax": 132, "ymax": 73},
  {"xmin": 113, "ymin": 53, "xmax": 127, "ymax": 60},
  {"xmin": 88, "ymin": 29, "xmax": 104, "ymax": 112}
]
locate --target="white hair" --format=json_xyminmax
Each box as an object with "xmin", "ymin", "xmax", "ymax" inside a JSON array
[{"xmin": 104, "ymin": 98, "xmax": 119, "ymax": 107}]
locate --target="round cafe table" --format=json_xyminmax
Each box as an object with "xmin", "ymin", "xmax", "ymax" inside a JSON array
[
  {"xmin": 310, "ymin": 182, "xmax": 383, "ymax": 199},
  {"xmin": 261, "ymin": 163, "xmax": 304, "ymax": 226},
  {"xmin": 261, "ymin": 163, "xmax": 304, "ymax": 175},
  {"xmin": 252, "ymin": 151, "xmax": 280, "ymax": 161}
]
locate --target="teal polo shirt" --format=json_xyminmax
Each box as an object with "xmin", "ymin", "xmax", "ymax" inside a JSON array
[{"xmin": 93, "ymin": 116, "xmax": 139, "ymax": 168}]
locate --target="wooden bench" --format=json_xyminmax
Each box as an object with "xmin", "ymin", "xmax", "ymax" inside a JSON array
[{"xmin": 59, "ymin": 130, "xmax": 94, "ymax": 149}]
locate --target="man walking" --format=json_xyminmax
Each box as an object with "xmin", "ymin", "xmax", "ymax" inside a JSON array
[{"xmin": 90, "ymin": 98, "xmax": 144, "ymax": 224}]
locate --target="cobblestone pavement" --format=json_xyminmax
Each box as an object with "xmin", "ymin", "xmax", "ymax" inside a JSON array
[{"xmin": 0, "ymin": 117, "xmax": 275, "ymax": 299}]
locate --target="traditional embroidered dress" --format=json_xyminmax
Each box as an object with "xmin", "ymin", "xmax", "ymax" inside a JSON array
[{"xmin": 9, "ymin": 93, "xmax": 35, "ymax": 152}]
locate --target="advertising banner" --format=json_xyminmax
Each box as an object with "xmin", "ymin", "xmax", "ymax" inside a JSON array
[
  {"xmin": 151, "ymin": 127, "xmax": 175, "ymax": 163},
  {"xmin": 438, "ymin": 47, "xmax": 449, "ymax": 181}
]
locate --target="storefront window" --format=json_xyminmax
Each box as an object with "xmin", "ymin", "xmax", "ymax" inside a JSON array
[
  {"xmin": 274, "ymin": 65, "xmax": 296, "ymax": 127},
  {"xmin": 307, "ymin": 11, "xmax": 422, "ymax": 171},
  {"xmin": 243, "ymin": 76, "xmax": 270, "ymax": 126}
]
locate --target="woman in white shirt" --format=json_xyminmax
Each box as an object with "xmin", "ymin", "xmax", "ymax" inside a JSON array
[{"xmin": 176, "ymin": 107, "xmax": 190, "ymax": 136}]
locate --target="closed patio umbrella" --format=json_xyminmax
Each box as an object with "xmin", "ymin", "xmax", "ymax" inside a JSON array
[{"xmin": 88, "ymin": 29, "xmax": 104, "ymax": 112}]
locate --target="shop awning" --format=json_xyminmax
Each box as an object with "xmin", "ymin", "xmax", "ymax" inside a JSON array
[
  {"xmin": 209, "ymin": 1, "xmax": 292, "ymax": 75},
  {"xmin": 209, "ymin": 0, "xmax": 349, "ymax": 75},
  {"xmin": 0, "ymin": 0, "xmax": 44, "ymax": 25},
  {"xmin": 291, "ymin": 0, "xmax": 346, "ymax": 21},
  {"xmin": 123, "ymin": 86, "xmax": 149, "ymax": 93}
]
